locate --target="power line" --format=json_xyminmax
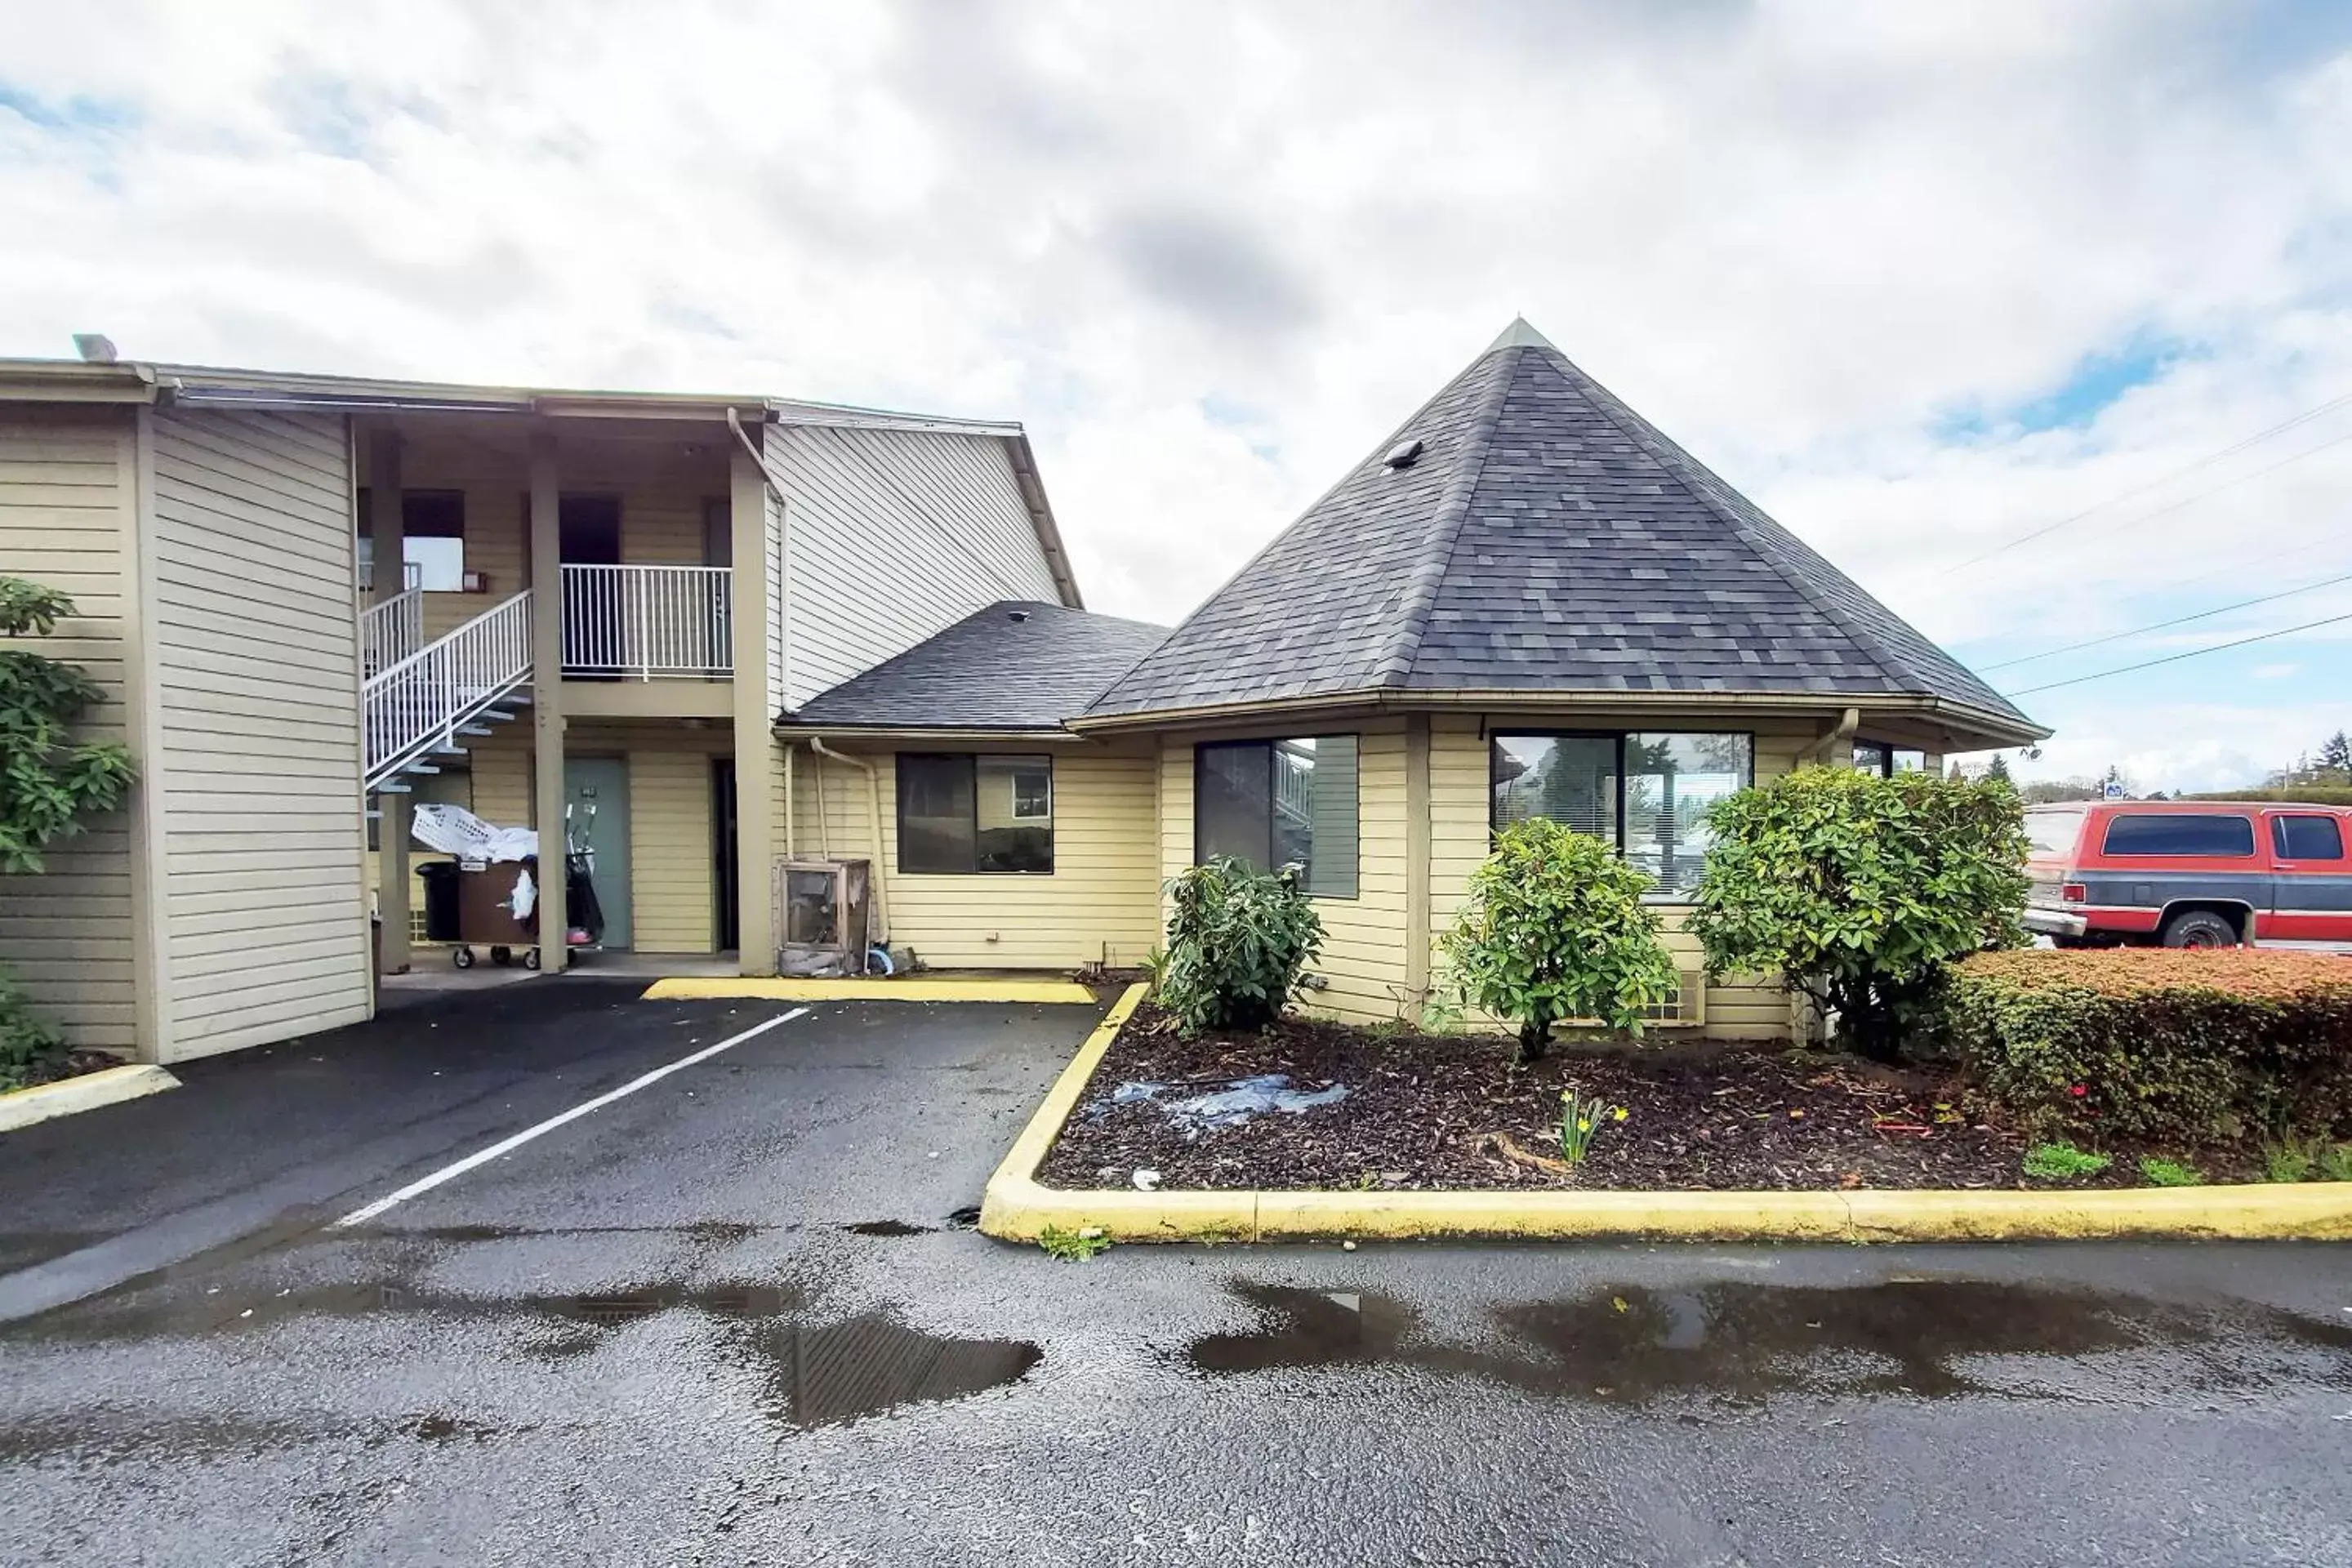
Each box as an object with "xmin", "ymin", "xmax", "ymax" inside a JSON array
[
  {"xmin": 1979, "ymin": 565, "xmax": 2352, "ymax": 671},
  {"xmin": 2003, "ymin": 608, "xmax": 2352, "ymax": 697},
  {"xmin": 1949, "ymin": 388, "xmax": 2352, "ymax": 572}
]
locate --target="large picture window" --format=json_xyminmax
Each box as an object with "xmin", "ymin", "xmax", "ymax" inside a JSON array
[
  {"xmin": 1194, "ymin": 736, "xmax": 1359, "ymax": 898},
  {"xmin": 897, "ymin": 755, "xmax": 1054, "ymax": 874},
  {"xmin": 1490, "ymin": 732, "xmax": 1753, "ymax": 899}
]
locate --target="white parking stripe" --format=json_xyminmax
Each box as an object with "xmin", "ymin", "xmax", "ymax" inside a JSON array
[{"xmin": 330, "ymin": 1007, "xmax": 811, "ymax": 1229}]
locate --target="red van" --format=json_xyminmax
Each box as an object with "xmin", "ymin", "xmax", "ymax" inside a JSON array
[{"xmin": 2022, "ymin": 800, "xmax": 2352, "ymax": 950}]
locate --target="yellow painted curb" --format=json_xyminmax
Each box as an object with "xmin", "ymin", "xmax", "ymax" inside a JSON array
[
  {"xmin": 0, "ymin": 1062, "xmax": 180, "ymax": 1134},
  {"xmin": 979, "ymin": 987, "xmax": 2352, "ymax": 1244},
  {"xmin": 640, "ymin": 977, "xmax": 1100, "ymax": 1004}
]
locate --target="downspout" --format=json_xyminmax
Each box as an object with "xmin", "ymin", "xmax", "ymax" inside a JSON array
[
  {"xmin": 782, "ymin": 740, "xmax": 796, "ymax": 858},
  {"xmin": 809, "ymin": 737, "xmax": 889, "ymax": 943},
  {"xmin": 1807, "ymin": 706, "xmax": 1860, "ymax": 767},
  {"xmin": 726, "ymin": 407, "xmax": 791, "ymax": 717}
]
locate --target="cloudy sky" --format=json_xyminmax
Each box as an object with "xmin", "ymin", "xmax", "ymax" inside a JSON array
[{"xmin": 6, "ymin": 0, "xmax": 2350, "ymax": 790}]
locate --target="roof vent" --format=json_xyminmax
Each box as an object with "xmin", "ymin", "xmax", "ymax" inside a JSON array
[
  {"xmin": 72, "ymin": 333, "xmax": 118, "ymax": 365},
  {"xmin": 1007, "ymin": 608, "xmax": 1031, "ymax": 623},
  {"xmin": 1383, "ymin": 437, "xmax": 1423, "ymax": 470}
]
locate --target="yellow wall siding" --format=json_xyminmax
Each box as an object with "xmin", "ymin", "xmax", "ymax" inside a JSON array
[
  {"xmin": 149, "ymin": 408, "xmax": 372, "ymax": 1061},
  {"xmin": 791, "ymin": 741, "xmax": 1158, "ymax": 970},
  {"xmin": 0, "ymin": 407, "xmax": 138, "ymax": 1050},
  {"xmin": 629, "ymin": 747, "xmax": 715, "ymax": 953}
]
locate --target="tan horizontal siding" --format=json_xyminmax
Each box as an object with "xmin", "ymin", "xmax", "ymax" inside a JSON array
[
  {"xmin": 793, "ymin": 741, "xmax": 1158, "ymax": 970},
  {"xmin": 630, "ymin": 748, "xmax": 715, "ymax": 953},
  {"xmin": 0, "ymin": 406, "xmax": 137, "ymax": 1051},
  {"xmin": 151, "ymin": 407, "xmax": 371, "ymax": 1062},
  {"xmin": 774, "ymin": 425, "xmax": 1061, "ymax": 707}
]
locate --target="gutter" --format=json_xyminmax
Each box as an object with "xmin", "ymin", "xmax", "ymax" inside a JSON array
[
  {"xmin": 1066, "ymin": 687, "xmax": 2050, "ymax": 747},
  {"xmin": 808, "ymin": 737, "xmax": 890, "ymax": 944}
]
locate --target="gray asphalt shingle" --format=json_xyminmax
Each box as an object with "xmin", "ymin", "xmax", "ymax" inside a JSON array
[
  {"xmin": 783, "ymin": 601, "xmax": 1168, "ymax": 730},
  {"xmin": 1088, "ymin": 321, "xmax": 2036, "ymax": 730}
]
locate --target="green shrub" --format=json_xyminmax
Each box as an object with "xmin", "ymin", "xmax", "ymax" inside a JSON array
[
  {"xmin": 1942, "ymin": 949, "xmax": 2352, "ymax": 1143},
  {"xmin": 2021, "ymin": 1141, "xmax": 2111, "ymax": 1180},
  {"xmin": 2322, "ymin": 1146, "xmax": 2352, "ymax": 1183},
  {"xmin": 0, "ymin": 967, "xmax": 69, "ymax": 1091},
  {"xmin": 1687, "ymin": 767, "xmax": 2027, "ymax": 1062},
  {"xmin": 1158, "ymin": 858, "xmax": 1324, "ymax": 1035},
  {"xmin": 2138, "ymin": 1156, "xmax": 2206, "ymax": 1187},
  {"xmin": 1439, "ymin": 819, "xmax": 1680, "ymax": 1062},
  {"xmin": 2264, "ymin": 1138, "xmax": 2319, "ymax": 1183}
]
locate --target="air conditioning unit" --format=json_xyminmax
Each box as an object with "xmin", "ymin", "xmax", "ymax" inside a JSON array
[{"xmin": 773, "ymin": 858, "xmax": 873, "ymax": 977}]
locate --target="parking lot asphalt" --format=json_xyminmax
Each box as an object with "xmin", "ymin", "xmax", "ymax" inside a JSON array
[{"xmin": 3, "ymin": 980, "xmax": 2350, "ymax": 1566}]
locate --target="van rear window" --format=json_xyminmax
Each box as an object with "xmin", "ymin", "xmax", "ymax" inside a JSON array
[
  {"xmin": 2100, "ymin": 813, "xmax": 2256, "ymax": 858},
  {"xmin": 2025, "ymin": 808, "xmax": 2086, "ymax": 857}
]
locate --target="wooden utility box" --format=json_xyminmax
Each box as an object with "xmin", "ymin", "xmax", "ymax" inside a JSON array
[{"xmin": 773, "ymin": 858, "xmax": 873, "ymax": 977}]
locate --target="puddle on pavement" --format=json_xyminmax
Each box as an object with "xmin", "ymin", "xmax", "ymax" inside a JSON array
[
  {"xmin": 844, "ymin": 1219, "xmax": 934, "ymax": 1237},
  {"xmin": 29, "ymin": 1276, "xmax": 1040, "ymax": 1432},
  {"xmin": 1187, "ymin": 1280, "xmax": 2352, "ymax": 1405},
  {"xmin": 1109, "ymin": 1074, "xmax": 1349, "ymax": 1138},
  {"xmin": 741, "ymin": 1312, "xmax": 1043, "ymax": 1428}
]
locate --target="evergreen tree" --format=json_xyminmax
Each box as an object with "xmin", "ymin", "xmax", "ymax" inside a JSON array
[
  {"xmin": 1985, "ymin": 754, "xmax": 2012, "ymax": 784},
  {"xmin": 2321, "ymin": 730, "xmax": 2352, "ymax": 776}
]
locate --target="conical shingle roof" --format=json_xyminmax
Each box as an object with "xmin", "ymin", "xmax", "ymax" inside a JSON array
[{"xmin": 1087, "ymin": 321, "xmax": 2037, "ymax": 735}]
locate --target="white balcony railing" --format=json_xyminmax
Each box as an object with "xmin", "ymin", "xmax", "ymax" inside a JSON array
[
  {"xmin": 560, "ymin": 564, "xmax": 733, "ymax": 679},
  {"xmin": 360, "ymin": 586, "xmax": 425, "ymax": 676},
  {"xmin": 363, "ymin": 590, "xmax": 533, "ymax": 790}
]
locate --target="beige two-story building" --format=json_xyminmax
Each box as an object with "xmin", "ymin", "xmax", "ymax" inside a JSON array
[{"xmin": 0, "ymin": 354, "xmax": 1085, "ymax": 1064}]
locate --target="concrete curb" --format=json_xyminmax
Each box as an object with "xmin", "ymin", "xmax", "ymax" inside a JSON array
[
  {"xmin": 0, "ymin": 1063, "xmax": 180, "ymax": 1134},
  {"xmin": 641, "ymin": 978, "xmax": 1100, "ymax": 1004},
  {"xmin": 978, "ymin": 988, "xmax": 2352, "ymax": 1243}
]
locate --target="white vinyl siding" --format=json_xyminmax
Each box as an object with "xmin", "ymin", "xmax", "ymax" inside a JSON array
[
  {"xmin": 150, "ymin": 408, "xmax": 371, "ymax": 1060},
  {"xmin": 0, "ymin": 407, "xmax": 139, "ymax": 1051},
  {"xmin": 771, "ymin": 425, "xmax": 1062, "ymax": 707}
]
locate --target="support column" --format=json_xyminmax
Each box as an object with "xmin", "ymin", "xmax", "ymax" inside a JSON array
[
  {"xmin": 529, "ymin": 429, "xmax": 568, "ymax": 974},
  {"xmin": 1402, "ymin": 713, "xmax": 1432, "ymax": 1022},
  {"xmin": 729, "ymin": 441, "xmax": 777, "ymax": 975},
  {"xmin": 368, "ymin": 427, "xmax": 412, "ymax": 975}
]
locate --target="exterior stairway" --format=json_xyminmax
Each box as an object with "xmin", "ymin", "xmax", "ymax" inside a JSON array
[{"xmin": 362, "ymin": 590, "xmax": 535, "ymax": 795}]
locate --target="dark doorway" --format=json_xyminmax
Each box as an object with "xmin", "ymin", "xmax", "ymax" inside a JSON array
[
  {"xmin": 559, "ymin": 495, "xmax": 621, "ymax": 564},
  {"xmin": 558, "ymin": 495, "xmax": 622, "ymax": 675},
  {"xmin": 713, "ymin": 758, "xmax": 741, "ymax": 953}
]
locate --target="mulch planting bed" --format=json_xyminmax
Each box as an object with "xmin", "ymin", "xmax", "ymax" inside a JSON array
[{"xmin": 1037, "ymin": 1003, "xmax": 2258, "ymax": 1192}]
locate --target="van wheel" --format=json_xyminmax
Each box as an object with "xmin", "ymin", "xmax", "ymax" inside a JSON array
[{"xmin": 2162, "ymin": 911, "xmax": 2239, "ymax": 949}]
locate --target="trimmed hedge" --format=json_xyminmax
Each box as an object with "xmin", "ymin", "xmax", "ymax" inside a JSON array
[
  {"xmin": 2184, "ymin": 786, "xmax": 2352, "ymax": 806},
  {"xmin": 1944, "ymin": 950, "xmax": 2352, "ymax": 1143}
]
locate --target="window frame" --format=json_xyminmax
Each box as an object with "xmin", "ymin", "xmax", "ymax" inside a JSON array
[
  {"xmin": 2271, "ymin": 813, "xmax": 2345, "ymax": 862},
  {"xmin": 893, "ymin": 752, "xmax": 1056, "ymax": 876},
  {"xmin": 1487, "ymin": 728, "xmax": 1757, "ymax": 901},
  {"xmin": 2099, "ymin": 812, "xmax": 2257, "ymax": 859},
  {"xmin": 1191, "ymin": 734, "xmax": 1361, "ymax": 900},
  {"xmin": 1009, "ymin": 764, "xmax": 1053, "ymax": 822}
]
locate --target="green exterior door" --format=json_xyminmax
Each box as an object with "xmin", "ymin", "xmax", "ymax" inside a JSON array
[{"xmin": 564, "ymin": 757, "xmax": 631, "ymax": 949}]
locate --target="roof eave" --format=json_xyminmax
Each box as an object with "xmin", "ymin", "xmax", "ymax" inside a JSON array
[
  {"xmin": 0, "ymin": 359, "xmax": 159, "ymax": 404},
  {"xmin": 773, "ymin": 719, "xmax": 1089, "ymax": 745},
  {"xmin": 1071, "ymin": 684, "xmax": 2050, "ymax": 748}
]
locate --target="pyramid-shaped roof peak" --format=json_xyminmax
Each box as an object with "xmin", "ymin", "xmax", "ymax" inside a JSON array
[{"xmin": 1087, "ymin": 332, "xmax": 2038, "ymax": 739}]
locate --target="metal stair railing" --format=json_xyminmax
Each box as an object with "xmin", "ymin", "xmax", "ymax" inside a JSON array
[
  {"xmin": 363, "ymin": 590, "xmax": 532, "ymax": 791},
  {"xmin": 359, "ymin": 586, "xmax": 425, "ymax": 676}
]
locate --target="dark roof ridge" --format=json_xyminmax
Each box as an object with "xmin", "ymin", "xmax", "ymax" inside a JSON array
[
  {"xmin": 1547, "ymin": 350, "xmax": 1937, "ymax": 696},
  {"xmin": 1369, "ymin": 343, "xmax": 1519, "ymax": 688}
]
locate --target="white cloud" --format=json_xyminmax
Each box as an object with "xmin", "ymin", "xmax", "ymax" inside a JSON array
[{"xmin": 2, "ymin": 0, "xmax": 2349, "ymax": 763}]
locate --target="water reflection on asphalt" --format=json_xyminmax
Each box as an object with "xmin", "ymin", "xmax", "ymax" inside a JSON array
[{"xmin": 1187, "ymin": 1279, "xmax": 2352, "ymax": 1404}]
